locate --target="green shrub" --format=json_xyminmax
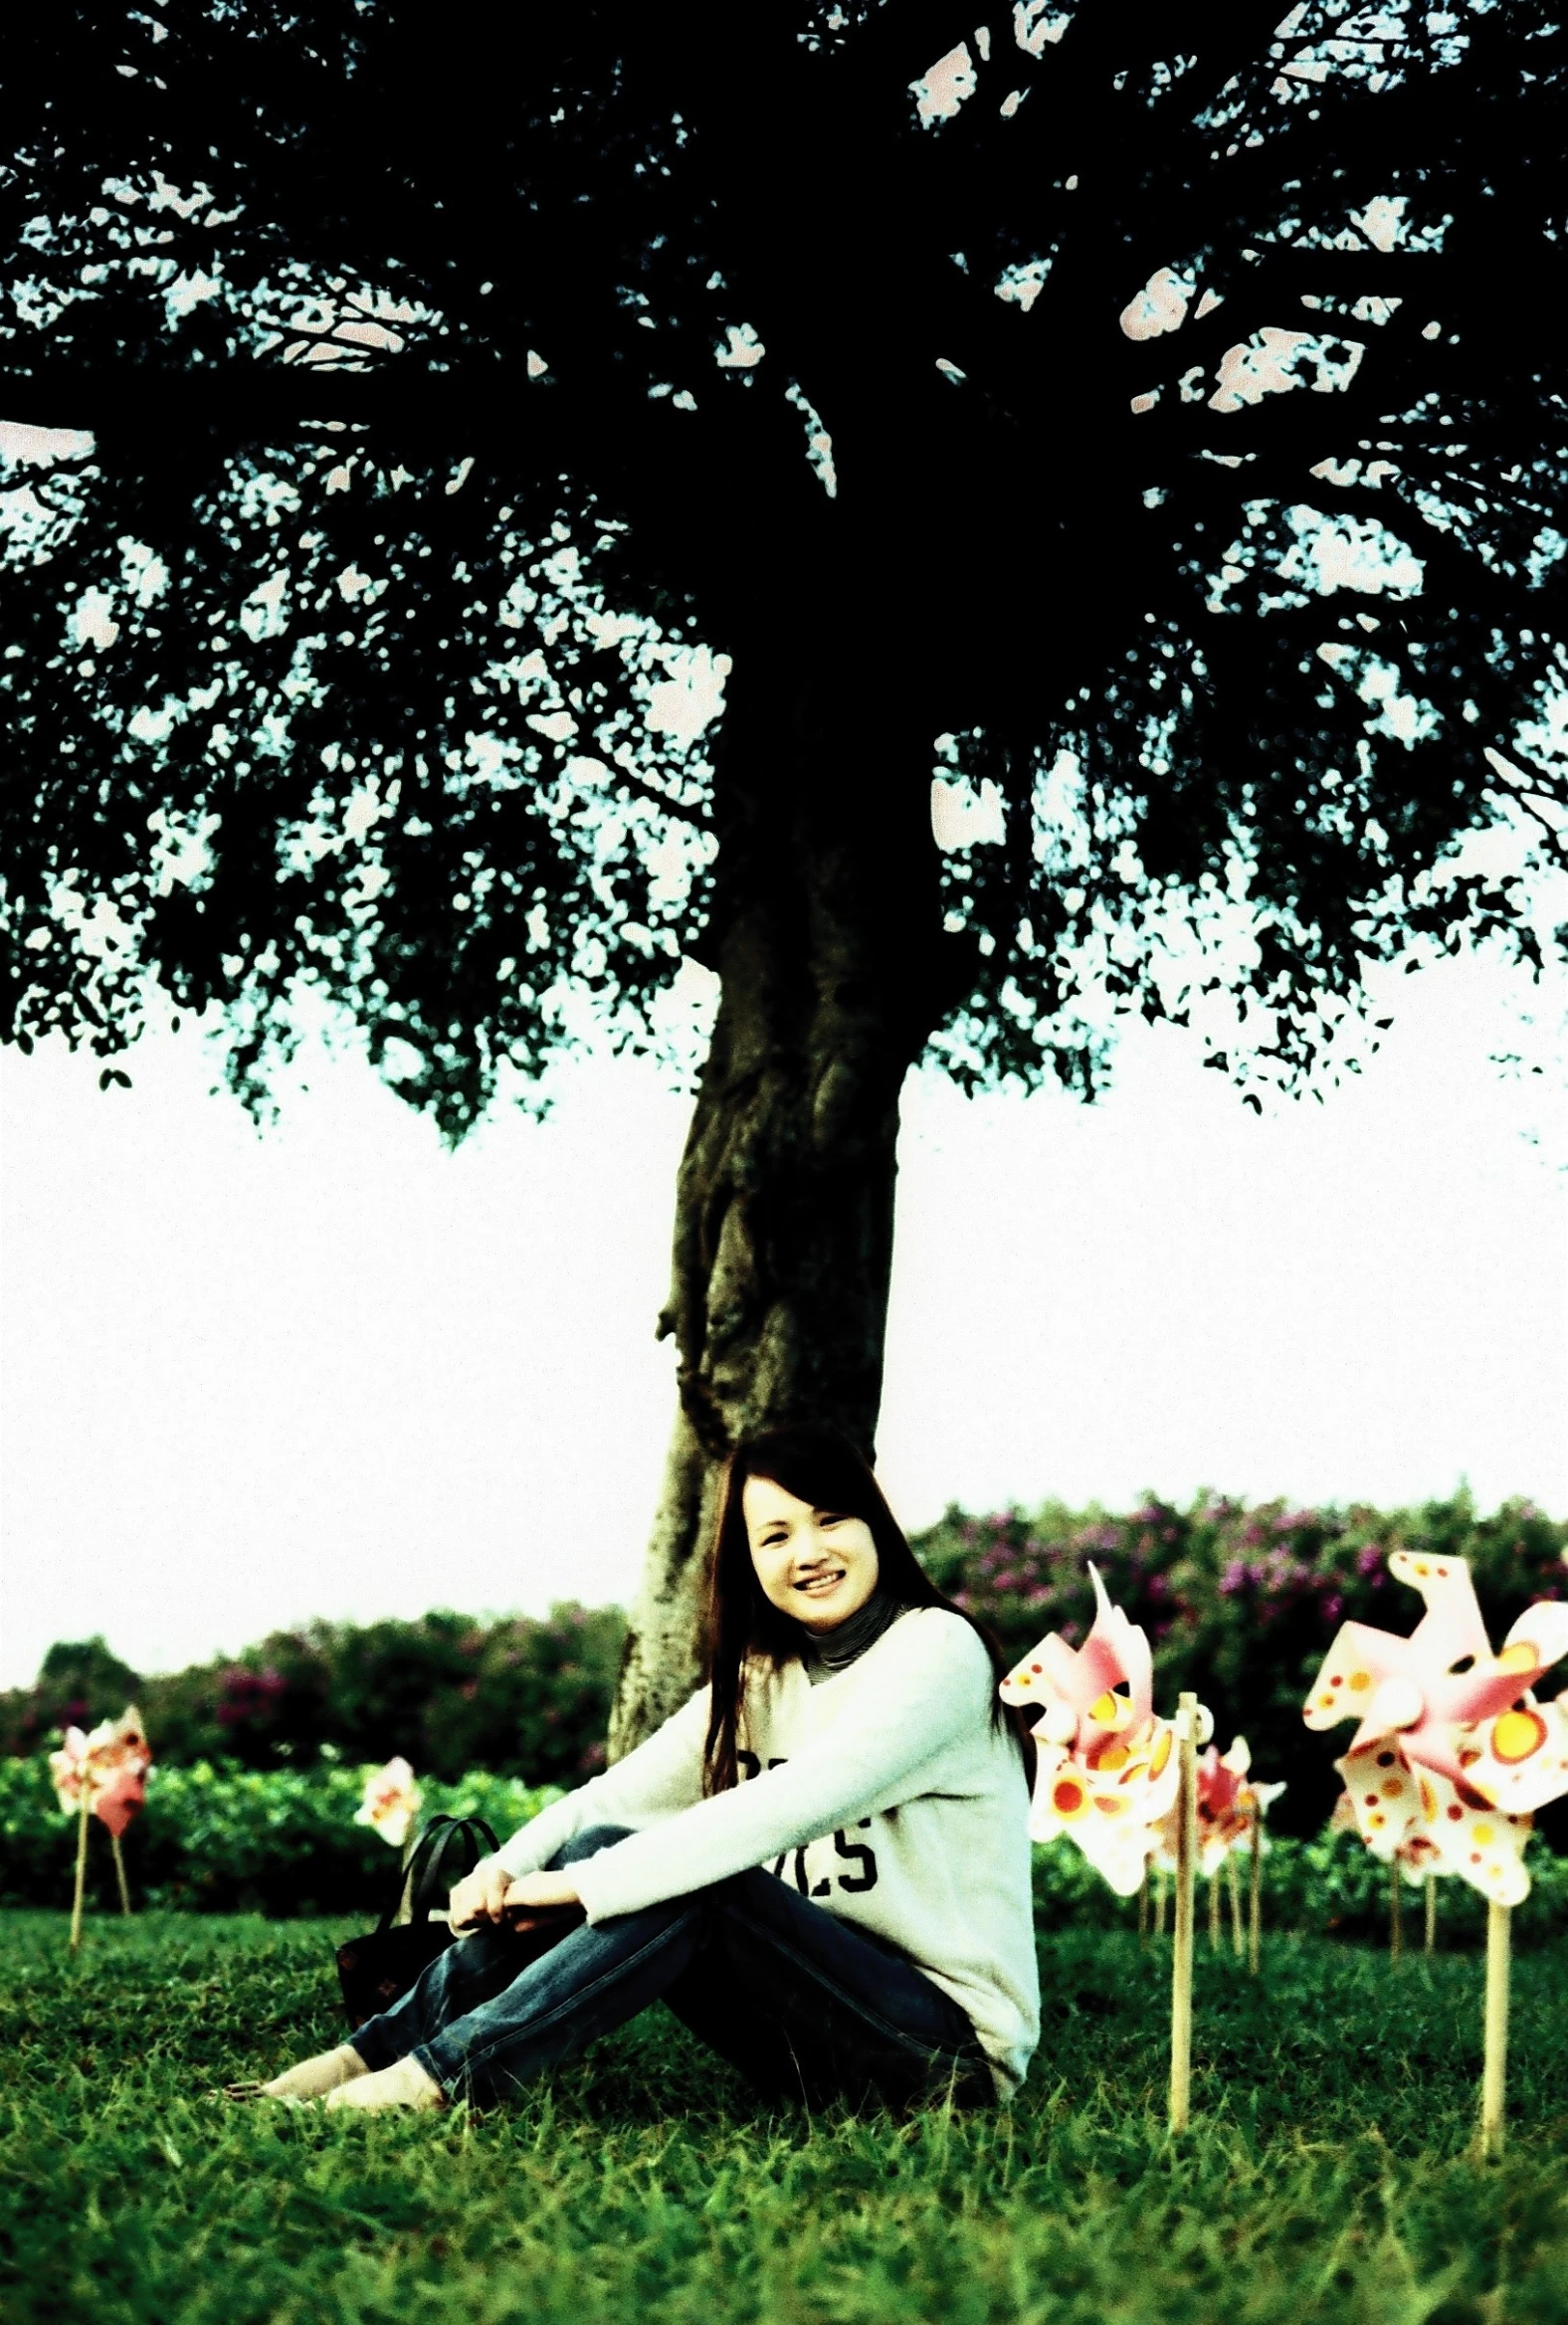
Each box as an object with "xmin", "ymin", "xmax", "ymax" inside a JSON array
[
  {"xmin": 6, "ymin": 1492, "xmax": 1563, "ymax": 1856},
  {"xmin": 6, "ymin": 1752, "xmax": 1567, "ymax": 1943},
  {"xmin": 0, "ymin": 1755, "xmax": 559, "ymax": 1916}
]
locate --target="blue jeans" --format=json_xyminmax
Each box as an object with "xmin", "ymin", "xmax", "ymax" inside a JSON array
[{"xmin": 350, "ymin": 1825, "xmax": 994, "ymax": 2112}]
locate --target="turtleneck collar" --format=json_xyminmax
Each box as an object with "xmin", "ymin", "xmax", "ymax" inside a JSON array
[{"xmin": 800, "ymin": 1586, "xmax": 905, "ymax": 1683}]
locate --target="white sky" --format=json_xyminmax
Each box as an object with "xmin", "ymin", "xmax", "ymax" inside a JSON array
[{"xmin": 2, "ymin": 941, "xmax": 1565, "ymax": 1688}]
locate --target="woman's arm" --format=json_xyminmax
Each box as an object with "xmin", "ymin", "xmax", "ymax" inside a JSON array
[
  {"xmin": 569, "ymin": 1614, "xmax": 994, "ymax": 1924},
  {"xmin": 486, "ymin": 1682, "xmax": 712, "ymax": 1883}
]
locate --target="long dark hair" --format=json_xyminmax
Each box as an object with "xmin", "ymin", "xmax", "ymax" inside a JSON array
[{"xmin": 700, "ymin": 1423, "xmax": 1037, "ymax": 1796}]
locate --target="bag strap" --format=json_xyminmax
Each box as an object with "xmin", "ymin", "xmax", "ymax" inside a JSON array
[
  {"xmin": 407, "ymin": 1815, "xmax": 499, "ymax": 1925},
  {"xmin": 375, "ymin": 1814, "xmax": 456, "ymax": 1934}
]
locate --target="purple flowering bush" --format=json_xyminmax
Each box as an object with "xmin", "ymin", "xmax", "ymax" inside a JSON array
[
  {"xmin": 7, "ymin": 1490, "xmax": 1563, "ymax": 1847},
  {"xmin": 0, "ymin": 1605, "xmax": 624, "ymax": 1790},
  {"xmin": 912, "ymin": 1488, "xmax": 1568, "ymax": 1841},
  {"xmin": 0, "ymin": 1637, "xmax": 141, "ymax": 1762}
]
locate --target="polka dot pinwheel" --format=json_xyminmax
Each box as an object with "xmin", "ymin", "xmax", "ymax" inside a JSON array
[
  {"xmin": 999, "ymin": 1564, "xmax": 1208, "ymax": 1895},
  {"xmin": 50, "ymin": 1706, "xmax": 153, "ymax": 1944},
  {"xmin": 1153, "ymin": 1735, "xmax": 1285, "ymax": 1881},
  {"xmin": 1302, "ymin": 1550, "xmax": 1568, "ymax": 1906},
  {"xmin": 48, "ymin": 1707, "xmax": 152, "ymax": 1837}
]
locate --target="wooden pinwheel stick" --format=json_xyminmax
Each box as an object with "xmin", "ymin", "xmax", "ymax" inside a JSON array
[
  {"xmin": 1137, "ymin": 1865, "xmax": 1149, "ymax": 1944},
  {"xmin": 1247, "ymin": 1817, "xmax": 1262, "ymax": 1977},
  {"xmin": 1425, "ymin": 1872, "xmax": 1437, "ymax": 1955},
  {"xmin": 1480, "ymin": 1901, "xmax": 1510, "ymax": 2160},
  {"xmin": 1169, "ymin": 1692, "xmax": 1198, "ymax": 2135},
  {"xmin": 69, "ymin": 1786, "xmax": 91, "ymax": 1953},
  {"xmin": 1226, "ymin": 1852, "xmax": 1245, "ymax": 1960},
  {"xmin": 1154, "ymin": 1868, "xmax": 1168, "ymax": 1939},
  {"xmin": 1208, "ymin": 1868, "xmax": 1222, "ymax": 1949},
  {"xmin": 109, "ymin": 1832, "xmax": 131, "ymax": 1917},
  {"xmin": 1389, "ymin": 1862, "xmax": 1402, "ymax": 1963}
]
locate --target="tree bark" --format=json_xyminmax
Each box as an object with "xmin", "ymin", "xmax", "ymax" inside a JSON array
[{"xmin": 608, "ymin": 641, "xmax": 973, "ymax": 1754}]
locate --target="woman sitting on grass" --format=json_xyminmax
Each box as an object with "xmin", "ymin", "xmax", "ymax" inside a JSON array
[{"xmin": 254, "ymin": 1424, "xmax": 1040, "ymax": 2114}]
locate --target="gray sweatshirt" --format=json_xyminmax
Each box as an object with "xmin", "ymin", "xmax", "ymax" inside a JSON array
[{"xmin": 492, "ymin": 1607, "xmax": 1041, "ymax": 2093}]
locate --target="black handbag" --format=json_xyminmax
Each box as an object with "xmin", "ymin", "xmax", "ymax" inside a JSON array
[{"xmin": 335, "ymin": 1813, "xmax": 499, "ymax": 2030}]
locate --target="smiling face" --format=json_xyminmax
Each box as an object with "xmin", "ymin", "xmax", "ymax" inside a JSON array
[{"xmin": 742, "ymin": 1473, "xmax": 881, "ymax": 1635}]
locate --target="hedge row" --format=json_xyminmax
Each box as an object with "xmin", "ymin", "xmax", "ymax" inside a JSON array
[
  {"xmin": 5, "ymin": 1489, "xmax": 1563, "ymax": 1846},
  {"xmin": 0, "ymin": 1754, "xmax": 558, "ymax": 1918},
  {"xmin": 6, "ymin": 1754, "xmax": 1567, "ymax": 1946}
]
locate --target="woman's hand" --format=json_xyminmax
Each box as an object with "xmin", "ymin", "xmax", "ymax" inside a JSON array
[
  {"xmin": 449, "ymin": 1860, "xmax": 583, "ymax": 1930},
  {"xmin": 448, "ymin": 1856, "xmax": 514, "ymax": 1930},
  {"xmin": 501, "ymin": 1870, "xmax": 582, "ymax": 1913}
]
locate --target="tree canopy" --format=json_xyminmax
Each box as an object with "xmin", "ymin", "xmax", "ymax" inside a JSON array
[{"xmin": 3, "ymin": 0, "xmax": 1566, "ymax": 1135}]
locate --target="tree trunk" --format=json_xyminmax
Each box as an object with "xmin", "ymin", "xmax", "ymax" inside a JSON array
[{"xmin": 608, "ymin": 643, "xmax": 973, "ymax": 1754}]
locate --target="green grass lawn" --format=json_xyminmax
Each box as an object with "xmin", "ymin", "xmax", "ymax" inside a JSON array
[{"xmin": 2, "ymin": 1911, "xmax": 1565, "ymax": 2325}]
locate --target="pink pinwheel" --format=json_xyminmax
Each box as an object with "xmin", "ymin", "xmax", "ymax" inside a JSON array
[
  {"xmin": 1193, "ymin": 1740, "xmax": 1248, "ymax": 1875},
  {"xmin": 86, "ymin": 1708, "xmax": 153, "ymax": 1841},
  {"xmin": 1000, "ymin": 1565, "xmax": 1205, "ymax": 1894},
  {"xmin": 49, "ymin": 1727, "xmax": 93, "ymax": 1815},
  {"xmin": 50, "ymin": 1708, "xmax": 152, "ymax": 1831},
  {"xmin": 1154, "ymin": 1735, "xmax": 1285, "ymax": 1878},
  {"xmin": 89, "ymin": 1705, "xmax": 151, "ymax": 1774},
  {"xmin": 1303, "ymin": 1551, "xmax": 1568, "ymax": 1904},
  {"xmin": 1328, "ymin": 1779, "xmax": 1444, "ymax": 1894},
  {"xmin": 355, "ymin": 1756, "xmax": 422, "ymax": 1850},
  {"xmin": 54, "ymin": 1706, "xmax": 153, "ymax": 1942},
  {"xmin": 1215, "ymin": 1741, "xmax": 1286, "ymax": 1858},
  {"xmin": 92, "ymin": 1760, "xmax": 149, "ymax": 1840}
]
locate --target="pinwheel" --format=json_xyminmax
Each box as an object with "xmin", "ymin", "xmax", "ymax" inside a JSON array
[
  {"xmin": 999, "ymin": 1567, "xmax": 1208, "ymax": 2129},
  {"xmin": 1149, "ymin": 1744, "xmax": 1234, "ymax": 1943},
  {"xmin": 1304, "ymin": 1551, "xmax": 1568, "ymax": 1903},
  {"xmin": 1325, "ymin": 1775, "xmax": 1437, "ymax": 1958},
  {"xmin": 999, "ymin": 1565, "xmax": 1199, "ymax": 1895},
  {"xmin": 355, "ymin": 1757, "xmax": 422, "ymax": 1851},
  {"xmin": 51, "ymin": 1707, "xmax": 153, "ymax": 1946},
  {"xmin": 1303, "ymin": 1550, "xmax": 1568, "ymax": 2153},
  {"xmin": 1153, "ymin": 1736, "xmax": 1286, "ymax": 1970},
  {"xmin": 1327, "ymin": 1787, "xmax": 1358, "ymax": 1837},
  {"xmin": 48, "ymin": 1727, "xmax": 93, "ymax": 1818}
]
